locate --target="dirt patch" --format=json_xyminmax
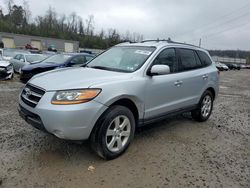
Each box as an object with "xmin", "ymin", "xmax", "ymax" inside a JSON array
[{"xmin": 0, "ymin": 71, "xmax": 249, "ymax": 187}]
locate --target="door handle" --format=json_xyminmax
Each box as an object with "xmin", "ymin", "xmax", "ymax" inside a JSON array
[
  {"xmin": 174, "ymin": 80, "xmax": 183, "ymax": 86},
  {"xmin": 202, "ymin": 74, "xmax": 208, "ymax": 80}
]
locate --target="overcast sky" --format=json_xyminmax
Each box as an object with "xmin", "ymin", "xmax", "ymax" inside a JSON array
[{"xmin": 1, "ymin": 0, "xmax": 250, "ymax": 50}]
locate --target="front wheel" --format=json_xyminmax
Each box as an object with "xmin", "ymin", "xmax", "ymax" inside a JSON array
[
  {"xmin": 90, "ymin": 105, "xmax": 135, "ymax": 160},
  {"xmin": 192, "ymin": 90, "xmax": 214, "ymax": 122}
]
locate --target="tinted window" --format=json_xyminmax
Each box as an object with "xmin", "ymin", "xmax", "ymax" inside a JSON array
[
  {"xmin": 70, "ymin": 56, "xmax": 86, "ymax": 66},
  {"xmin": 194, "ymin": 51, "xmax": 202, "ymax": 67},
  {"xmin": 86, "ymin": 55, "xmax": 94, "ymax": 62},
  {"xmin": 152, "ymin": 48, "xmax": 177, "ymax": 73},
  {"xmin": 179, "ymin": 49, "xmax": 200, "ymax": 71},
  {"xmin": 197, "ymin": 51, "xmax": 212, "ymax": 66}
]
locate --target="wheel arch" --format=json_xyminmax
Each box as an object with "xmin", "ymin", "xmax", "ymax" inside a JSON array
[{"xmin": 206, "ymin": 87, "xmax": 216, "ymax": 100}]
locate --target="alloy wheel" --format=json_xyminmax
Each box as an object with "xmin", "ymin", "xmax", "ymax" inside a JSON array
[{"xmin": 106, "ymin": 115, "xmax": 131, "ymax": 152}]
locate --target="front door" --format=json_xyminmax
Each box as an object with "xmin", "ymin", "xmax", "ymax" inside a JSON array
[{"xmin": 144, "ymin": 48, "xmax": 187, "ymax": 119}]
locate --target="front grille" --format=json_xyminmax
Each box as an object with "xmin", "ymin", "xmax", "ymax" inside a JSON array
[{"xmin": 21, "ymin": 84, "xmax": 45, "ymax": 108}]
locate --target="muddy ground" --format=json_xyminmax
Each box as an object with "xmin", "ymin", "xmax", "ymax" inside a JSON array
[{"xmin": 0, "ymin": 70, "xmax": 249, "ymax": 188}]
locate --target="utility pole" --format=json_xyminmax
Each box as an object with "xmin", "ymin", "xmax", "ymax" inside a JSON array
[{"xmin": 199, "ymin": 38, "xmax": 202, "ymax": 47}]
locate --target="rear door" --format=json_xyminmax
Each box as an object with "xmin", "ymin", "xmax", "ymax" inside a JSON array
[{"xmin": 175, "ymin": 48, "xmax": 209, "ymax": 106}]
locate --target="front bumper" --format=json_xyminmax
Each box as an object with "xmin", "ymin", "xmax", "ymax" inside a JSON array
[
  {"xmin": 0, "ymin": 69, "xmax": 13, "ymax": 80},
  {"xmin": 18, "ymin": 91, "xmax": 108, "ymax": 140},
  {"xmin": 20, "ymin": 72, "xmax": 34, "ymax": 83}
]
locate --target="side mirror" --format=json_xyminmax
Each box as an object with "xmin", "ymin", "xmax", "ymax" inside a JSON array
[
  {"xmin": 149, "ymin": 65, "xmax": 170, "ymax": 76},
  {"xmin": 20, "ymin": 59, "xmax": 25, "ymax": 62}
]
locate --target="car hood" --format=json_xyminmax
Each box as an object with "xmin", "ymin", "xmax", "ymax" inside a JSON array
[
  {"xmin": 2, "ymin": 56, "xmax": 12, "ymax": 61},
  {"xmin": 29, "ymin": 67, "xmax": 130, "ymax": 91},
  {"xmin": 0, "ymin": 60, "xmax": 11, "ymax": 67},
  {"xmin": 22, "ymin": 61, "xmax": 61, "ymax": 70}
]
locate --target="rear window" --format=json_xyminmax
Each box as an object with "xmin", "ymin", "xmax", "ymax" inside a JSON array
[
  {"xmin": 179, "ymin": 49, "xmax": 200, "ymax": 71},
  {"xmin": 197, "ymin": 51, "xmax": 212, "ymax": 66}
]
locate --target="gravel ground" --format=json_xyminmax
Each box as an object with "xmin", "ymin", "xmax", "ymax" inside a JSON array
[{"xmin": 0, "ymin": 70, "xmax": 249, "ymax": 188}]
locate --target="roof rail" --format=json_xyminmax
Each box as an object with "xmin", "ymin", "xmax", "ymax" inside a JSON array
[{"xmin": 141, "ymin": 38, "xmax": 199, "ymax": 48}]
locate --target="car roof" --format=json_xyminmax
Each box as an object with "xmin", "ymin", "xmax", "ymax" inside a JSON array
[{"xmin": 116, "ymin": 39, "xmax": 208, "ymax": 52}]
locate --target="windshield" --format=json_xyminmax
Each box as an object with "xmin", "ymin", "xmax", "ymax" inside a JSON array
[
  {"xmin": 88, "ymin": 46, "xmax": 156, "ymax": 72},
  {"xmin": 26, "ymin": 54, "xmax": 47, "ymax": 63},
  {"xmin": 42, "ymin": 54, "xmax": 72, "ymax": 64}
]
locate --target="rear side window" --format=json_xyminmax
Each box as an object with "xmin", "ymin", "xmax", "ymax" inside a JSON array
[
  {"xmin": 197, "ymin": 50, "xmax": 212, "ymax": 66},
  {"xmin": 178, "ymin": 49, "xmax": 201, "ymax": 71}
]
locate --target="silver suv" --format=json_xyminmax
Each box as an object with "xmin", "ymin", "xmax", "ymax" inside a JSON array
[{"xmin": 18, "ymin": 40, "xmax": 219, "ymax": 159}]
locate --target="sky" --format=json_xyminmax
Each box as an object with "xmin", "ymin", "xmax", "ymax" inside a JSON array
[{"xmin": 1, "ymin": 0, "xmax": 250, "ymax": 50}]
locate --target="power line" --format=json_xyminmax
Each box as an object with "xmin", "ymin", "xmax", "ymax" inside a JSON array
[
  {"xmin": 198, "ymin": 12, "xmax": 250, "ymax": 34},
  {"xmin": 173, "ymin": 2, "xmax": 250, "ymax": 38},
  {"xmin": 186, "ymin": 21, "xmax": 250, "ymax": 46}
]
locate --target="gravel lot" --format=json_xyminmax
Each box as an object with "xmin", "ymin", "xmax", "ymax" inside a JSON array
[{"xmin": 0, "ymin": 70, "xmax": 249, "ymax": 188}]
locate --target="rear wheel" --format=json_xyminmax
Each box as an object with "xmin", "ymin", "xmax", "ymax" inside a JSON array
[
  {"xmin": 90, "ymin": 105, "xmax": 135, "ymax": 160},
  {"xmin": 192, "ymin": 90, "xmax": 214, "ymax": 122}
]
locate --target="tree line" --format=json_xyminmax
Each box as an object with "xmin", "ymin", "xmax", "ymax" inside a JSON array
[{"xmin": 0, "ymin": 0, "xmax": 143, "ymax": 49}]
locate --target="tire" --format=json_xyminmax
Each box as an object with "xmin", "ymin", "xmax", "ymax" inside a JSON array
[
  {"xmin": 90, "ymin": 105, "xmax": 135, "ymax": 160},
  {"xmin": 191, "ymin": 90, "xmax": 214, "ymax": 122}
]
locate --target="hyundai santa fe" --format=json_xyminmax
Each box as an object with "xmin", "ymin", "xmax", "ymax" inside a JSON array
[{"xmin": 18, "ymin": 40, "xmax": 219, "ymax": 159}]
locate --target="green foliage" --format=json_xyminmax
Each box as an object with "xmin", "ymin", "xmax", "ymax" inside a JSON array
[
  {"xmin": 0, "ymin": 2, "xmax": 143, "ymax": 49},
  {"xmin": 209, "ymin": 50, "xmax": 250, "ymax": 59}
]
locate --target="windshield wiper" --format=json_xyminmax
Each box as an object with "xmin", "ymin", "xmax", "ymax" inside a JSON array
[{"xmin": 89, "ymin": 66, "xmax": 110, "ymax": 70}]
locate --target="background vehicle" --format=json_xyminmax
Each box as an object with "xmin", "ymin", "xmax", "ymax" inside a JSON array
[
  {"xmin": 215, "ymin": 62, "xmax": 224, "ymax": 71},
  {"xmin": 216, "ymin": 62, "xmax": 228, "ymax": 71},
  {"xmin": 11, "ymin": 54, "xmax": 48, "ymax": 73},
  {"xmin": 0, "ymin": 48, "xmax": 30, "ymax": 61},
  {"xmin": 226, "ymin": 63, "xmax": 241, "ymax": 70},
  {"xmin": 0, "ymin": 55, "xmax": 14, "ymax": 80},
  {"xmin": 25, "ymin": 44, "xmax": 38, "ymax": 50},
  {"xmin": 18, "ymin": 40, "xmax": 219, "ymax": 159},
  {"xmin": 20, "ymin": 53, "xmax": 95, "ymax": 83}
]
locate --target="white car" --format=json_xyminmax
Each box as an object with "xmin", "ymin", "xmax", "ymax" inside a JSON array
[{"xmin": 0, "ymin": 56, "xmax": 14, "ymax": 80}]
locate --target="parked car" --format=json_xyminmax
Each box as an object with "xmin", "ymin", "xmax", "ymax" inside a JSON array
[
  {"xmin": 0, "ymin": 48, "xmax": 30, "ymax": 61},
  {"xmin": 18, "ymin": 40, "xmax": 219, "ymax": 159},
  {"xmin": 11, "ymin": 54, "xmax": 48, "ymax": 73},
  {"xmin": 245, "ymin": 64, "xmax": 250, "ymax": 69},
  {"xmin": 226, "ymin": 63, "xmax": 240, "ymax": 70},
  {"xmin": 216, "ymin": 62, "xmax": 228, "ymax": 71},
  {"xmin": 20, "ymin": 53, "xmax": 95, "ymax": 83},
  {"xmin": 240, "ymin": 64, "xmax": 246, "ymax": 69},
  {"xmin": 0, "ymin": 55, "xmax": 14, "ymax": 80},
  {"xmin": 25, "ymin": 44, "xmax": 38, "ymax": 50}
]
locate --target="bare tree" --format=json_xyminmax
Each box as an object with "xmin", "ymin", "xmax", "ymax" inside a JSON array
[
  {"xmin": 85, "ymin": 15, "xmax": 94, "ymax": 36},
  {"xmin": 22, "ymin": 0, "xmax": 31, "ymax": 24}
]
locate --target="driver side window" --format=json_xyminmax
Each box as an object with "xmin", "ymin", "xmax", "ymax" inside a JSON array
[{"xmin": 152, "ymin": 48, "xmax": 177, "ymax": 73}]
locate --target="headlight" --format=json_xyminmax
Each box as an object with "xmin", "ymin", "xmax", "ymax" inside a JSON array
[{"xmin": 51, "ymin": 89, "xmax": 101, "ymax": 105}]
